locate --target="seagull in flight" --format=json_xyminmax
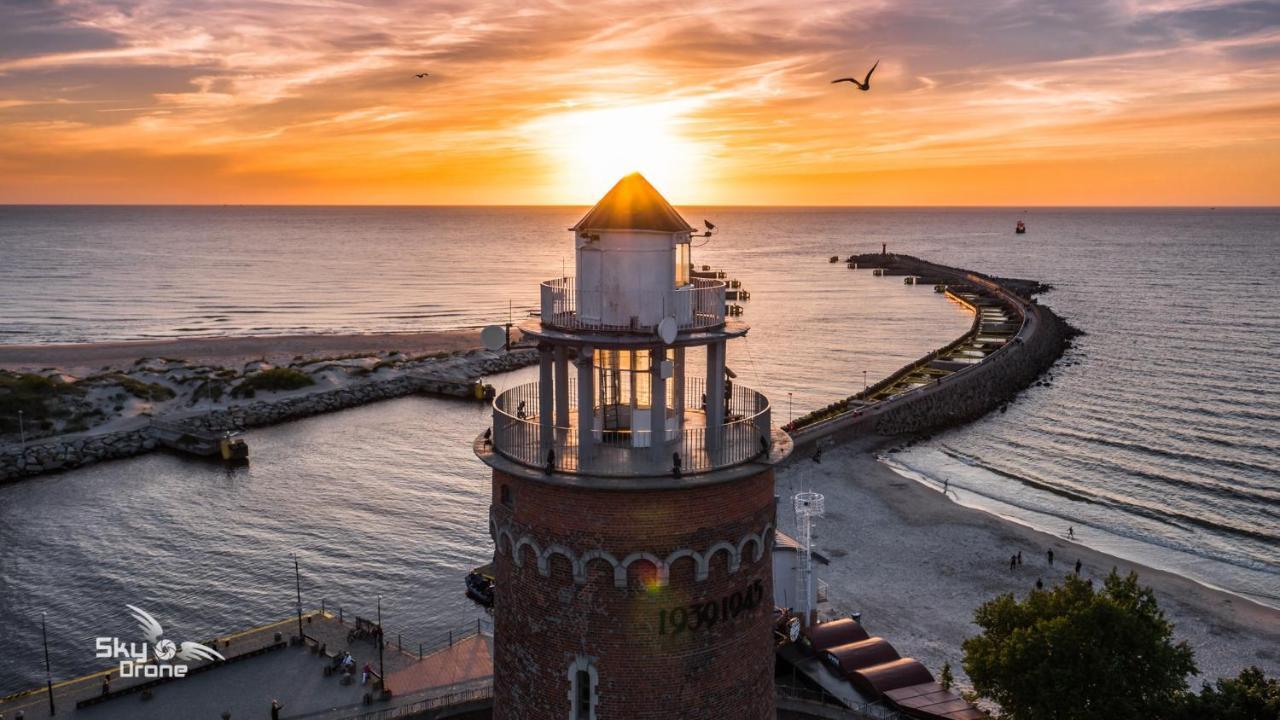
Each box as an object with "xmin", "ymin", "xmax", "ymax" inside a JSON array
[
  {"xmin": 414, "ymin": 73, "xmax": 430, "ymax": 79},
  {"xmin": 127, "ymin": 604, "xmax": 226, "ymax": 663},
  {"xmin": 704, "ymin": 220, "xmax": 716, "ymax": 232},
  {"xmin": 832, "ymin": 60, "xmax": 879, "ymax": 91}
]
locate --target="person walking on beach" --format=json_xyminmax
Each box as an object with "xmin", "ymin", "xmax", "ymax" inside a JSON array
[
  {"xmin": 271, "ymin": 699, "xmax": 284, "ymax": 720},
  {"xmin": 1010, "ymin": 554, "xmax": 1017, "ymax": 571},
  {"xmin": 943, "ymin": 478, "xmax": 949, "ymax": 495},
  {"xmin": 1075, "ymin": 559, "xmax": 1082, "ymax": 575},
  {"xmin": 1068, "ymin": 526, "xmax": 1075, "ymax": 540},
  {"xmin": 1035, "ymin": 578, "xmax": 1043, "ymax": 590},
  {"xmin": 1047, "ymin": 549, "xmax": 1054, "ymax": 566},
  {"xmin": 1017, "ymin": 551, "xmax": 1023, "ymax": 566}
]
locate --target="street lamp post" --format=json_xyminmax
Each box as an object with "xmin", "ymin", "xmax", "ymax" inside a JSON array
[
  {"xmin": 376, "ymin": 595, "xmax": 384, "ymax": 687},
  {"xmin": 787, "ymin": 392, "xmax": 793, "ymax": 425},
  {"xmin": 18, "ymin": 409, "xmax": 26, "ymax": 446},
  {"xmin": 42, "ymin": 611, "xmax": 56, "ymax": 715},
  {"xmin": 862, "ymin": 370, "xmax": 868, "ymax": 394},
  {"xmin": 293, "ymin": 554, "xmax": 304, "ymax": 641}
]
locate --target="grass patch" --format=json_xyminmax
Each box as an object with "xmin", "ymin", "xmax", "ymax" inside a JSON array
[
  {"xmin": 231, "ymin": 368, "xmax": 315, "ymax": 398},
  {"xmin": 0, "ymin": 372, "xmax": 85, "ymax": 432}
]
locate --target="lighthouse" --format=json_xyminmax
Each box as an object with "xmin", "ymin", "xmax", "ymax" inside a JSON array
[{"xmin": 476, "ymin": 173, "xmax": 788, "ymax": 720}]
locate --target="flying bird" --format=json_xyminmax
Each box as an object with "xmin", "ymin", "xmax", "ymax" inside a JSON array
[
  {"xmin": 127, "ymin": 604, "xmax": 226, "ymax": 663},
  {"xmin": 703, "ymin": 220, "xmax": 716, "ymax": 231},
  {"xmin": 414, "ymin": 73, "xmax": 430, "ymax": 79},
  {"xmin": 832, "ymin": 60, "xmax": 879, "ymax": 91}
]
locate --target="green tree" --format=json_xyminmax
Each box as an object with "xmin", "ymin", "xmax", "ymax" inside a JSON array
[
  {"xmin": 1173, "ymin": 667, "xmax": 1280, "ymax": 720},
  {"xmin": 962, "ymin": 570, "xmax": 1196, "ymax": 720}
]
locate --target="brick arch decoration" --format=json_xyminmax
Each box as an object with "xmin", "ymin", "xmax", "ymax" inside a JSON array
[{"xmin": 492, "ymin": 518, "xmax": 775, "ymax": 589}]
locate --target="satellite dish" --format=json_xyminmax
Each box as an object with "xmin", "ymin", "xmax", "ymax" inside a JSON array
[
  {"xmin": 657, "ymin": 317, "xmax": 678, "ymax": 345},
  {"xmin": 481, "ymin": 325, "xmax": 507, "ymax": 352}
]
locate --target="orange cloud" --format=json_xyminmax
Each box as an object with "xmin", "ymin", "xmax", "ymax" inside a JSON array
[{"xmin": 0, "ymin": 0, "xmax": 1277, "ymax": 205}]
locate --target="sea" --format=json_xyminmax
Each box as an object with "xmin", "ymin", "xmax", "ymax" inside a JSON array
[{"xmin": 0, "ymin": 206, "xmax": 1276, "ymax": 692}]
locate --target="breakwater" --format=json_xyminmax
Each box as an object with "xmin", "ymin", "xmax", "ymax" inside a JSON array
[
  {"xmin": 0, "ymin": 348, "xmax": 536, "ymax": 482},
  {"xmin": 786, "ymin": 254, "xmax": 1076, "ymax": 451}
]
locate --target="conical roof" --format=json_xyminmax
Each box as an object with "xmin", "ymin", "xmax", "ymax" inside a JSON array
[{"xmin": 572, "ymin": 173, "xmax": 694, "ymax": 233}]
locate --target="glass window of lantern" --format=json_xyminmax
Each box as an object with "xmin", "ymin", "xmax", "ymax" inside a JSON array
[{"xmin": 675, "ymin": 241, "xmax": 690, "ymax": 286}]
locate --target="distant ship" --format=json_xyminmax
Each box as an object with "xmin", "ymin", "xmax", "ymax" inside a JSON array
[{"xmin": 1015, "ymin": 220, "xmax": 1026, "ymax": 234}]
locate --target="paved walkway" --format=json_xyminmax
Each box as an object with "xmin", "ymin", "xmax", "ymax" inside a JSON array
[{"xmin": 0, "ymin": 612, "xmax": 487, "ymax": 720}]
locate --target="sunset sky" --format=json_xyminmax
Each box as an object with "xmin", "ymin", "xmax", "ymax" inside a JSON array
[{"xmin": 2, "ymin": 0, "xmax": 1278, "ymax": 205}]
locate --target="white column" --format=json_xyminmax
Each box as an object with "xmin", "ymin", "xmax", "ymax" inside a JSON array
[
  {"xmin": 554, "ymin": 345, "xmax": 570, "ymax": 429},
  {"xmin": 650, "ymin": 347, "xmax": 667, "ymax": 465},
  {"xmin": 538, "ymin": 344, "xmax": 554, "ymax": 459},
  {"xmin": 576, "ymin": 346, "xmax": 595, "ymax": 469},
  {"xmin": 705, "ymin": 340, "xmax": 725, "ymax": 452},
  {"xmin": 672, "ymin": 348, "xmax": 685, "ymax": 424}
]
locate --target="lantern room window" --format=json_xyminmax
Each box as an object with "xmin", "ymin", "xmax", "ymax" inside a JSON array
[{"xmin": 675, "ymin": 240, "xmax": 691, "ymax": 287}]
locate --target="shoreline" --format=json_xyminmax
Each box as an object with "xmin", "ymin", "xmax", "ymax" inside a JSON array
[
  {"xmin": 776, "ymin": 436, "xmax": 1280, "ymax": 687},
  {"xmin": 879, "ymin": 451, "xmax": 1280, "ymax": 613},
  {"xmin": 0, "ymin": 330, "xmax": 485, "ymax": 375}
]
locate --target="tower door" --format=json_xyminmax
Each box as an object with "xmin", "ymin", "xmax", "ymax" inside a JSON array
[{"xmin": 598, "ymin": 350, "xmax": 625, "ymax": 441}]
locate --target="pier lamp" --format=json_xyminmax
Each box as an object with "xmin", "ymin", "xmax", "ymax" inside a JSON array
[
  {"xmin": 18, "ymin": 409, "xmax": 25, "ymax": 446},
  {"xmin": 42, "ymin": 611, "xmax": 55, "ymax": 715},
  {"xmin": 863, "ymin": 370, "xmax": 868, "ymax": 394},
  {"xmin": 376, "ymin": 595, "xmax": 384, "ymax": 686}
]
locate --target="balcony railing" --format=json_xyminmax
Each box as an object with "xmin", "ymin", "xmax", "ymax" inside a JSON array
[
  {"xmin": 490, "ymin": 378, "xmax": 770, "ymax": 477},
  {"xmin": 540, "ymin": 277, "xmax": 726, "ymax": 333}
]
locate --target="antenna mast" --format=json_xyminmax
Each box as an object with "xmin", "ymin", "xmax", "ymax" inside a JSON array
[{"xmin": 794, "ymin": 491, "xmax": 825, "ymax": 627}]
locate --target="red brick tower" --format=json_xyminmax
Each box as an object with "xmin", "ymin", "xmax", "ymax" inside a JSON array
[{"xmin": 476, "ymin": 173, "xmax": 789, "ymax": 720}]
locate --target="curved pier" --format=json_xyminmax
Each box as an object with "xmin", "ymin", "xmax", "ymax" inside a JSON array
[{"xmin": 786, "ymin": 253, "xmax": 1077, "ymax": 451}]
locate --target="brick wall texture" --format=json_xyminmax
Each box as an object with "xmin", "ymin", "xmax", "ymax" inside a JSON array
[{"xmin": 489, "ymin": 467, "xmax": 777, "ymax": 720}]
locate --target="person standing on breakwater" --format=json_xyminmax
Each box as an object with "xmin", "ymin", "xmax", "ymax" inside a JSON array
[
  {"xmin": 1075, "ymin": 559, "xmax": 1082, "ymax": 575},
  {"xmin": 1047, "ymin": 549, "xmax": 1055, "ymax": 566}
]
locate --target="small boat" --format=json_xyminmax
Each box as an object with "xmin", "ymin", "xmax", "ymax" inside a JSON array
[
  {"xmin": 1015, "ymin": 220, "xmax": 1026, "ymax": 234},
  {"xmin": 829, "ymin": 255, "xmax": 839, "ymax": 263},
  {"xmin": 219, "ymin": 431, "xmax": 249, "ymax": 462},
  {"xmin": 466, "ymin": 564, "xmax": 495, "ymax": 609}
]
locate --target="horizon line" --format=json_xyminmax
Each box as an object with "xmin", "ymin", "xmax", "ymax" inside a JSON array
[{"xmin": 3, "ymin": 203, "xmax": 1277, "ymax": 209}]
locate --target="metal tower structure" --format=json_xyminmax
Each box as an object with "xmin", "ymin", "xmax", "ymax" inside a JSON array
[{"xmin": 793, "ymin": 490, "xmax": 825, "ymax": 626}]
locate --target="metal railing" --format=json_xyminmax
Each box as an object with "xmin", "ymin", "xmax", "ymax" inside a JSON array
[
  {"xmin": 324, "ymin": 680, "xmax": 494, "ymax": 720},
  {"xmin": 491, "ymin": 378, "xmax": 771, "ymax": 476},
  {"xmin": 540, "ymin": 276, "xmax": 726, "ymax": 332}
]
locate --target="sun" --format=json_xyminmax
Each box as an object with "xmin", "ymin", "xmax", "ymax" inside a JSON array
[{"xmin": 532, "ymin": 100, "xmax": 707, "ymax": 202}]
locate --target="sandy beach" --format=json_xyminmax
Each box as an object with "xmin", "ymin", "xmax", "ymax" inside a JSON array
[
  {"xmin": 777, "ymin": 437, "xmax": 1280, "ymax": 689},
  {"xmin": 0, "ymin": 330, "xmax": 484, "ymax": 375}
]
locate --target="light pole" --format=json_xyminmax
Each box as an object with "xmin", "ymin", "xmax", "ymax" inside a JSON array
[
  {"xmin": 862, "ymin": 370, "xmax": 868, "ymax": 395},
  {"xmin": 787, "ymin": 392, "xmax": 793, "ymax": 425},
  {"xmin": 376, "ymin": 595, "xmax": 384, "ymax": 686},
  {"xmin": 293, "ymin": 554, "xmax": 304, "ymax": 641},
  {"xmin": 18, "ymin": 409, "xmax": 26, "ymax": 446},
  {"xmin": 42, "ymin": 611, "xmax": 56, "ymax": 715}
]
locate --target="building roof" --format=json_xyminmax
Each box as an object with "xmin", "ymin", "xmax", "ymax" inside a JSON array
[
  {"xmin": 774, "ymin": 530, "xmax": 831, "ymax": 564},
  {"xmin": 572, "ymin": 172, "xmax": 695, "ymax": 234}
]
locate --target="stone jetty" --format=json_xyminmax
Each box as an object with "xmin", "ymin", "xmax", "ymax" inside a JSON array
[
  {"xmin": 0, "ymin": 348, "xmax": 536, "ymax": 483},
  {"xmin": 787, "ymin": 253, "xmax": 1077, "ymax": 450}
]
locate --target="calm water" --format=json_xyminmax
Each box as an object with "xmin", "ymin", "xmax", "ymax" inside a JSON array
[{"xmin": 0, "ymin": 206, "xmax": 1277, "ymax": 691}]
